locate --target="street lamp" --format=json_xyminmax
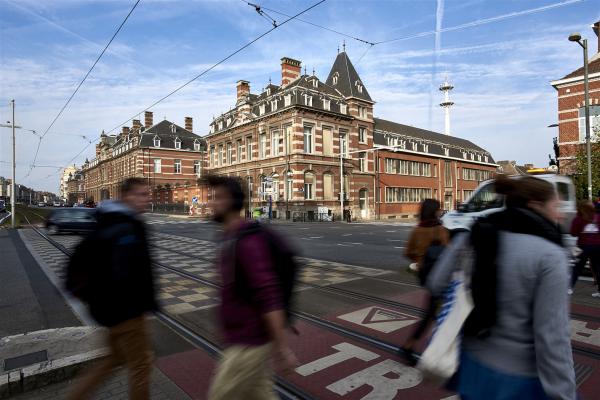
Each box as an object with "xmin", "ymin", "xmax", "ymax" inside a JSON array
[{"xmin": 569, "ymin": 32, "xmax": 593, "ymax": 200}]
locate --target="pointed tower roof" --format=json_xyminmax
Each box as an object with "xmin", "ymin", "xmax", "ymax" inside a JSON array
[{"xmin": 325, "ymin": 51, "xmax": 372, "ymax": 102}]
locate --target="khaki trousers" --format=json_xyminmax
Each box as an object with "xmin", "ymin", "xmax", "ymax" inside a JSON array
[
  {"xmin": 208, "ymin": 343, "xmax": 277, "ymax": 400},
  {"xmin": 68, "ymin": 316, "xmax": 153, "ymax": 400}
]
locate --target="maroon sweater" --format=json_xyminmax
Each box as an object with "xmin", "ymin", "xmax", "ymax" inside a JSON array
[
  {"xmin": 218, "ymin": 222, "xmax": 283, "ymax": 346},
  {"xmin": 571, "ymin": 214, "xmax": 600, "ymax": 247}
]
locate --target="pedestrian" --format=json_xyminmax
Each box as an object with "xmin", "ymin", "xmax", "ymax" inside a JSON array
[
  {"xmin": 570, "ymin": 200, "xmax": 600, "ymax": 295},
  {"xmin": 205, "ymin": 175, "xmax": 298, "ymax": 400},
  {"xmin": 346, "ymin": 208, "xmax": 352, "ymax": 223},
  {"xmin": 427, "ymin": 175, "xmax": 576, "ymax": 399},
  {"xmin": 401, "ymin": 199, "xmax": 449, "ymax": 365},
  {"xmin": 66, "ymin": 178, "xmax": 156, "ymax": 400}
]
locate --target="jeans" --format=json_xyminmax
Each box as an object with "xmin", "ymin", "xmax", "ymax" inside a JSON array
[{"xmin": 68, "ymin": 316, "xmax": 153, "ymax": 400}]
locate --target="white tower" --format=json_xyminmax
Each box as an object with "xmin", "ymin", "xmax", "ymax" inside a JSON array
[{"xmin": 439, "ymin": 77, "xmax": 454, "ymax": 136}]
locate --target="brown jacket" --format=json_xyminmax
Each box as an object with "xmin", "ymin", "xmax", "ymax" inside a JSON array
[{"xmin": 405, "ymin": 225, "xmax": 450, "ymax": 267}]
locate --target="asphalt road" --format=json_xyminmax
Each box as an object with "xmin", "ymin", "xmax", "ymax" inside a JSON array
[{"xmin": 147, "ymin": 216, "xmax": 414, "ymax": 271}]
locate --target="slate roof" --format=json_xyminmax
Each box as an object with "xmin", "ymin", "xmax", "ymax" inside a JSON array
[
  {"xmin": 373, "ymin": 118, "xmax": 495, "ymax": 164},
  {"xmin": 560, "ymin": 54, "xmax": 600, "ymax": 80},
  {"xmin": 325, "ymin": 52, "xmax": 373, "ymax": 102},
  {"xmin": 139, "ymin": 120, "xmax": 205, "ymax": 151}
]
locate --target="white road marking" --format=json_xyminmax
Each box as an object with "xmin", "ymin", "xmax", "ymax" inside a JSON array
[
  {"xmin": 571, "ymin": 319, "xmax": 600, "ymax": 346},
  {"xmin": 394, "ymin": 246, "xmax": 405, "ymax": 249},
  {"xmin": 342, "ymin": 233, "xmax": 352, "ymax": 236},
  {"xmin": 385, "ymin": 230, "xmax": 397, "ymax": 233},
  {"xmin": 337, "ymin": 244, "xmax": 352, "ymax": 247},
  {"xmin": 310, "ymin": 236, "xmax": 323, "ymax": 239},
  {"xmin": 296, "ymin": 343, "xmax": 378, "ymax": 377},
  {"xmin": 338, "ymin": 306, "xmax": 418, "ymax": 333},
  {"xmin": 387, "ymin": 239, "xmax": 405, "ymax": 242}
]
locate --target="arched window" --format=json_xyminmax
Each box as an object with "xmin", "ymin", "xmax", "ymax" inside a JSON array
[
  {"xmin": 304, "ymin": 172, "xmax": 315, "ymax": 200},
  {"xmin": 153, "ymin": 135, "xmax": 161, "ymax": 147},
  {"xmin": 174, "ymin": 137, "xmax": 181, "ymax": 149},
  {"xmin": 271, "ymin": 173, "xmax": 279, "ymax": 201}
]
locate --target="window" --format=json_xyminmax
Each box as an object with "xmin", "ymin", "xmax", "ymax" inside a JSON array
[
  {"xmin": 323, "ymin": 173, "xmax": 333, "ymax": 199},
  {"xmin": 304, "ymin": 172, "xmax": 315, "ymax": 200},
  {"xmin": 340, "ymin": 103, "xmax": 347, "ymax": 114},
  {"xmin": 286, "ymin": 172, "xmax": 293, "ymax": 200},
  {"xmin": 385, "ymin": 187, "xmax": 432, "ymax": 203},
  {"xmin": 246, "ymin": 136, "xmax": 253, "ymax": 160},
  {"xmin": 462, "ymin": 168, "xmax": 492, "ymax": 182},
  {"xmin": 174, "ymin": 159, "xmax": 182, "ymax": 174},
  {"xmin": 312, "ymin": 79, "xmax": 318, "ymax": 88},
  {"xmin": 210, "ymin": 147, "xmax": 215, "ymax": 167},
  {"xmin": 174, "ymin": 137, "xmax": 181, "ymax": 149},
  {"xmin": 226, "ymin": 117, "xmax": 231, "ymax": 126},
  {"xmin": 218, "ymin": 121, "xmax": 223, "ymax": 130},
  {"xmin": 463, "ymin": 190, "xmax": 474, "ymax": 201},
  {"xmin": 271, "ymin": 100, "xmax": 278, "ymax": 111},
  {"xmin": 284, "ymin": 94, "xmax": 291, "ymax": 107},
  {"xmin": 218, "ymin": 145, "xmax": 224, "ymax": 166},
  {"xmin": 153, "ymin": 136, "xmax": 161, "ymax": 147},
  {"xmin": 194, "ymin": 140, "xmax": 201, "ymax": 151},
  {"xmin": 170, "ymin": 124, "xmax": 176, "ymax": 134},
  {"xmin": 259, "ymin": 133, "xmax": 267, "ymax": 158},
  {"xmin": 332, "ymin": 73, "xmax": 339, "ymax": 85},
  {"xmin": 463, "ymin": 182, "xmax": 503, "ymax": 212},
  {"xmin": 578, "ymin": 105, "xmax": 600, "ymax": 142},
  {"xmin": 359, "ymin": 152, "xmax": 366, "ymax": 172},
  {"xmin": 236, "ymin": 140, "xmax": 243, "ymax": 162},
  {"xmin": 305, "ymin": 95, "xmax": 313, "ymax": 107},
  {"xmin": 384, "ymin": 159, "xmax": 431, "ymax": 176},
  {"xmin": 323, "ymin": 127, "xmax": 333, "ymax": 156},
  {"xmin": 259, "ymin": 104, "xmax": 265, "ymax": 115},
  {"xmin": 194, "ymin": 160, "xmax": 201, "ymax": 175},
  {"xmin": 271, "ymin": 131, "xmax": 280, "ymax": 156},
  {"xmin": 359, "ymin": 127, "xmax": 366, "ymax": 143},
  {"xmin": 358, "ymin": 106, "xmax": 367, "ymax": 118},
  {"xmin": 303, "ymin": 126, "xmax": 313, "ymax": 153},
  {"xmin": 340, "ymin": 131, "xmax": 348, "ymax": 157},
  {"xmin": 284, "ymin": 125, "xmax": 292, "ymax": 154},
  {"xmin": 153, "ymin": 159, "xmax": 161, "ymax": 173},
  {"xmin": 323, "ymin": 99, "xmax": 330, "ymax": 111},
  {"xmin": 444, "ymin": 161, "xmax": 453, "ymax": 187},
  {"xmin": 271, "ymin": 174, "xmax": 280, "ymax": 201},
  {"xmin": 226, "ymin": 143, "xmax": 232, "ymax": 164},
  {"xmin": 356, "ymin": 81, "xmax": 363, "ymax": 93}
]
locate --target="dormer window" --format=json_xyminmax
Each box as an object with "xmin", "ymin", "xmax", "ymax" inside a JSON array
[
  {"xmin": 477, "ymin": 154, "xmax": 481, "ymax": 161},
  {"xmin": 267, "ymin": 88, "xmax": 271, "ymax": 96},
  {"xmin": 340, "ymin": 103, "xmax": 347, "ymax": 114},
  {"xmin": 259, "ymin": 104, "xmax": 266, "ymax": 115},
  {"xmin": 218, "ymin": 121, "xmax": 223, "ymax": 130},
  {"xmin": 305, "ymin": 95, "xmax": 312, "ymax": 107},
  {"xmin": 210, "ymin": 125, "xmax": 215, "ymax": 134},
  {"xmin": 332, "ymin": 72, "xmax": 339, "ymax": 85},
  {"xmin": 470, "ymin": 153, "xmax": 474, "ymax": 160},
  {"xmin": 445, "ymin": 148, "xmax": 450, "ymax": 157},
  {"xmin": 462, "ymin": 152, "xmax": 467, "ymax": 159},
  {"xmin": 174, "ymin": 137, "xmax": 181, "ymax": 149},
  {"xmin": 153, "ymin": 136, "xmax": 161, "ymax": 147},
  {"xmin": 271, "ymin": 100, "xmax": 278, "ymax": 111},
  {"xmin": 194, "ymin": 140, "xmax": 200, "ymax": 151},
  {"xmin": 284, "ymin": 94, "xmax": 291, "ymax": 107},
  {"xmin": 356, "ymin": 80, "xmax": 363, "ymax": 93},
  {"xmin": 484, "ymin": 155, "xmax": 489, "ymax": 163},
  {"xmin": 312, "ymin": 79, "xmax": 318, "ymax": 88},
  {"xmin": 227, "ymin": 117, "xmax": 231, "ymax": 126},
  {"xmin": 423, "ymin": 144, "xmax": 429, "ymax": 153},
  {"xmin": 170, "ymin": 124, "xmax": 176, "ymax": 134},
  {"xmin": 323, "ymin": 99, "xmax": 330, "ymax": 111},
  {"xmin": 412, "ymin": 142, "xmax": 418, "ymax": 151}
]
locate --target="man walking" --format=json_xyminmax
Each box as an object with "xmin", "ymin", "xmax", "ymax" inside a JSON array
[
  {"xmin": 206, "ymin": 175, "xmax": 297, "ymax": 400},
  {"xmin": 67, "ymin": 178, "xmax": 156, "ymax": 400}
]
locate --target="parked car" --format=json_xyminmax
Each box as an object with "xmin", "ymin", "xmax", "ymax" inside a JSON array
[
  {"xmin": 46, "ymin": 208, "xmax": 97, "ymax": 234},
  {"xmin": 37, "ymin": 202, "xmax": 46, "ymax": 207}
]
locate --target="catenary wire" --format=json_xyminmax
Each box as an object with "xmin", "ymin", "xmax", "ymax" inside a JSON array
[{"xmin": 25, "ymin": 0, "xmax": 142, "ymax": 179}]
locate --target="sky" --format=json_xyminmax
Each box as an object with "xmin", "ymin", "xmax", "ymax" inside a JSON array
[{"xmin": 1, "ymin": 0, "xmax": 599, "ymax": 193}]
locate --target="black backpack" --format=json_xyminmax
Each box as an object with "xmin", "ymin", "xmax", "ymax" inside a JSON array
[
  {"xmin": 233, "ymin": 222, "xmax": 299, "ymax": 327},
  {"xmin": 66, "ymin": 232, "xmax": 99, "ymax": 302}
]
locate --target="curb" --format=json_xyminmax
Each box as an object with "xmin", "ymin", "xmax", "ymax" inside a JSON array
[{"xmin": 0, "ymin": 348, "xmax": 107, "ymax": 398}]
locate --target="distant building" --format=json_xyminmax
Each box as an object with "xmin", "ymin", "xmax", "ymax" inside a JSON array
[
  {"xmin": 60, "ymin": 165, "xmax": 78, "ymax": 200},
  {"xmin": 82, "ymin": 112, "xmax": 207, "ymax": 206},
  {"xmin": 0, "ymin": 177, "xmax": 8, "ymax": 199},
  {"xmin": 66, "ymin": 170, "xmax": 86, "ymax": 205},
  {"xmin": 550, "ymin": 21, "xmax": 600, "ymax": 175}
]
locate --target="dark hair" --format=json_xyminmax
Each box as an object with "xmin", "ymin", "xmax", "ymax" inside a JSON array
[
  {"xmin": 577, "ymin": 200, "xmax": 595, "ymax": 222},
  {"xmin": 420, "ymin": 199, "xmax": 441, "ymax": 222},
  {"xmin": 120, "ymin": 177, "xmax": 147, "ymax": 194},
  {"xmin": 204, "ymin": 175, "xmax": 245, "ymax": 212},
  {"xmin": 494, "ymin": 175, "xmax": 555, "ymax": 209}
]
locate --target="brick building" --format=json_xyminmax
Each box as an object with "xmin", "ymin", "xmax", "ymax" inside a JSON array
[
  {"xmin": 205, "ymin": 52, "xmax": 496, "ymax": 220},
  {"xmin": 551, "ymin": 21, "xmax": 600, "ymax": 175},
  {"xmin": 82, "ymin": 111, "xmax": 207, "ymax": 207},
  {"xmin": 66, "ymin": 170, "xmax": 86, "ymax": 205}
]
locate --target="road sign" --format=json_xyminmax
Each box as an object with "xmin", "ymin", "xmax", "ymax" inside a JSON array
[
  {"xmin": 337, "ymin": 306, "xmax": 417, "ymax": 333},
  {"xmin": 192, "ymin": 197, "xmax": 198, "ymax": 203}
]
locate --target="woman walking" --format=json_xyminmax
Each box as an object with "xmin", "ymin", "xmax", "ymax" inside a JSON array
[
  {"xmin": 570, "ymin": 200, "xmax": 600, "ymax": 296},
  {"xmin": 427, "ymin": 176, "xmax": 576, "ymax": 399},
  {"xmin": 402, "ymin": 199, "xmax": 449, "ymax": 365}
]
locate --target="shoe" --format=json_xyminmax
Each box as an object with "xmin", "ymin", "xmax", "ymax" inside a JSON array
[
  {"xmin": 592, "ymin": 292, "xmax": 600, "ymax": 298},
  {"xmin": 400, "ymin": 347, "xmax": 418, "ymax": 367},
  {"xmin": 567, "ymin": 289, "xmax": 573, "ymax": 295}
]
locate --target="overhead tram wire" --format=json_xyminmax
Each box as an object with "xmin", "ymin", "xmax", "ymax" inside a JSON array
[
  {"xmin": 104, "ymin": 0, "xmax": 326, "ymax": 135},
  {"xmin": 25, "ymin": 0, "xmax": 142, "ymax": 180}
]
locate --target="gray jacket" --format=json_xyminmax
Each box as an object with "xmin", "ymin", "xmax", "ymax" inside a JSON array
[{"xmin": 427, "ymin": 232, "xmax": 576, "ymax": 400}]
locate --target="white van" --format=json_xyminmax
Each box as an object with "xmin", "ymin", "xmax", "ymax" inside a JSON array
[{"xmin": 442, "ymin": 174, "xmax": 577, "ymax": 241}]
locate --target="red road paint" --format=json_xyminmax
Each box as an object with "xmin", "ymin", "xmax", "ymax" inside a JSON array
[{"xmin": 156, "ymin": 350, "xmax": 216, "ymax": 400}]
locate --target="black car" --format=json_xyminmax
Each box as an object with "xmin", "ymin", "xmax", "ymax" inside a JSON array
[{"xmin": 46, "ymin": 208, "xmax": 97, "ymax": 234}]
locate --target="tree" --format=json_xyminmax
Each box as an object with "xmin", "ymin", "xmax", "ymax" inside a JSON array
[{"xmin": 572, "ymin": 119, "xmax": 600, "ymax": 200}]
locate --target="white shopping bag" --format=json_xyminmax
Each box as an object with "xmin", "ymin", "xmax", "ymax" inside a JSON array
[{"xmin": 417, "ymin": 270, "xmax": 473, "ymax": 386}]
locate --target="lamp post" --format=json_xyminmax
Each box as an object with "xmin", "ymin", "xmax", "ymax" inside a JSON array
[{"xmin": 569, "ymin": 32, "xmax": 593, "ymax": 200}]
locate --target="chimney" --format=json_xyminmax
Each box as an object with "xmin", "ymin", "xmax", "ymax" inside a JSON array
[
  {"xmin": 121, "ymin": 126, "xmax": 130, "ymax": 136},
  {"xmin": 594, "ymin": 20, "xmax": 600, "ymax": 53},
  {"xmin": 132, "ymin": 119, "xmax": 141, "ymax": 132},
  {"xmin": 185, "ymin": 117, "xmax": 193, "ymax": 132},
  {"xmin": 144, "ymin": 111, "xmax": 153, "ymax": 128},
  {"xmin": 281, "ymin": 57, "xmax": 302, "ymax": 86},
  {"xmin": 236, "ymin": 80, "xmax": 250, "ymax": 101}
]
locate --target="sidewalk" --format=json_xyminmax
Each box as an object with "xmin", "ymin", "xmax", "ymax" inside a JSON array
[{"xmin": 0, "ymin": 229, "xmax": 192, "ymax": 399}]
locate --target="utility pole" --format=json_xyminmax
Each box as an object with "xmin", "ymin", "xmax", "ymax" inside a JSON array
[{"xmin": 11, "ymin": 100, "xmax": 16, "ymax": 228}]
